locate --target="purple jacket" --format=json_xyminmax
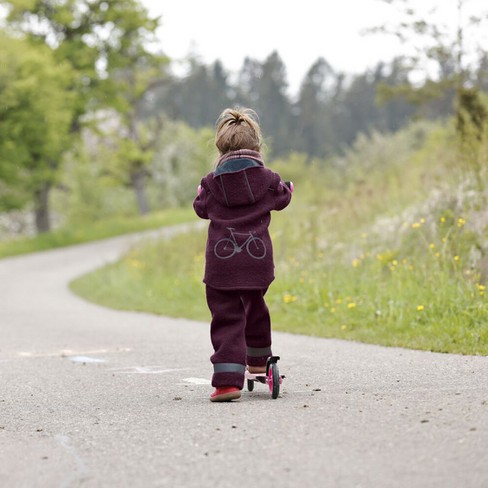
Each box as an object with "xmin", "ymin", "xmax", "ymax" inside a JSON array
[{"xmin": 193, "ymin": 153, "xmax": 292, "ymax": 290}]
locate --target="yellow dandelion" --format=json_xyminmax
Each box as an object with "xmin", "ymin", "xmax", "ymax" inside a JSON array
[
  {"xmin": 420, "ymin": 218, "xmax": 426, "ymax": 223},
  {"xmin": 336, "ymin": 298, "xmax": 342, "ymax": 304},
  {"xmin": 429, "ymin": 243, "xmax": 435, "ymax": 249},
  {"xmin": 352, "ymin": 258, "xmax": 361, "ymax": 268},
  {"xmin": 341, "ymin": 325, "xmax": 347, "ymax": 330},
  {"xmin": 331, "ymin": 307, "xmax": 336, "ymax": 313},
  {"xmin": 457, "ymin": 218, "xmax": 466, "ymax": 228},
  {"xmin": 435, "ymin": 252, "xmax": 440, "ymax": 258},
  {"xmin": 347, "ymin": 303, "xmax": 357, "ymax": 309},
  {"xmin": 417, "ymin": 305, "xmax": 424, "ymax": 311},
  {"xmin": 454, "ymin": 256, "xmax": 460, "ymax": 261},
  {"xmin": 440, "ymin": 217, "xmax": 446, "ymax": 223},
  {"xmin": 412, "ymin": 222, "xmax": 421, "ymax": 229},
  {"xmin": 283, "ymin": 294, "xmax": 297, "ymax": 304}
]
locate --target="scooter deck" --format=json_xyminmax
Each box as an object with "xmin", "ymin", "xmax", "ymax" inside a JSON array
[{"xmin": 245, "ymin": 371, "xmax": 285, "ymax": 383}]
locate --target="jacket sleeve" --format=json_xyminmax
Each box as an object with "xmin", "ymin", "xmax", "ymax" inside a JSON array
[
  {"xmin": 273, "ymin": 176, "xmax": 292, "ymax": 211},
  {"xmin": 193, "ymin": 181, "xmax": 209, "ymax": 219}
]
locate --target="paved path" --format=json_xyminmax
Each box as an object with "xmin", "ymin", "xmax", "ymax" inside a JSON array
[{"xmin": 0, "ymin": 224, "xmax": 487, "ymax": 488}]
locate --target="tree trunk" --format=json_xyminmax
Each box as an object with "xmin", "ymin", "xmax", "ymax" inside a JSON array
[
  {"xmin": 34, "ymin": 182, "xmax": 52, "ymax": 234},
  {"xmin": 131, "ymin": 169, "xmax": 150, "ymax": 215}
]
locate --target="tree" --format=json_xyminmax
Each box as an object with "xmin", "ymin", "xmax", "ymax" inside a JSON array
[
  {"xmin": 476, "ymin": 52, "xmax": 488, "ymax": 92},
  {"xmin": 373, "ymin": 0, "xmax": 488, "ymax": 129},
  {"xmin": 375, "ymin": 0, "xmax": 488, "ymax": 189},
  {"xmin": 377, "ymin": 57, "xmax": 417, "ymax": 131},
  {"xmin": 3, "ymin": 0, "xmax": 165, "ymax": 221},
  {"xmin": 295, "ymin": 57, "xmax": 336, "ymax": 158},
  {"xmin": 151, "ymin": 57, "xmax": 235, "ymax": 129},
  {"xmin": 259, "ymin": 51, "xmax": 295, "ymax": 155},
  {"xmin": 235, "ymin": 52, "xmax": 294, "ymax": 156},
  {"xmin": 0, "ymin": 33, "xmax": 74, "ymax": 232},
  {"xmin": 237, "ymin": 57, "xmax": 263, "ymax": 108},
  {"xmin": 99, "ymin": 6, "xmax": 168, "ymax": 215}
]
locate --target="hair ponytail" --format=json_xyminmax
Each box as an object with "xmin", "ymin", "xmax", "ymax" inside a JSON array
[{"xmin": 215, "ymin": 107, "xmax": 262, "ymax": 155}]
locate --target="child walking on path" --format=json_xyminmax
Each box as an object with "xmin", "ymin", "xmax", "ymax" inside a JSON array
[{"xmin": 193, "ymin": 107, "xmax": 293, "ymax": 402}]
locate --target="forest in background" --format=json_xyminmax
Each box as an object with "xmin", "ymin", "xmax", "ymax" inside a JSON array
[
  {"xmin": 0, "ymin": 0, "xmax": 488, "ymax": 237},
  {"xmin": 143, "ymin": 51, "xmax": 488, "ymax": 159}
]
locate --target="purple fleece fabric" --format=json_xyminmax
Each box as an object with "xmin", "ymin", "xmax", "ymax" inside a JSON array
[
  {"xmin": 193, "ymin": 151, "xmax": 292, "ymax": 290},
  {"xmin": 205, "ymin": 286, "xmax": 272, "ymax": 388}
]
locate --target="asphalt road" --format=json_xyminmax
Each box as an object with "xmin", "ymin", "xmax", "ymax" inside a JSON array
[{"xmin": 1, "ymin": 223, "xmax": 487, "ymax": 488}]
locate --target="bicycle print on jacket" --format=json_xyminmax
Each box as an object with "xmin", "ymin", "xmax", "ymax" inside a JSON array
[
  {"xmin": 214, "ymin": 227, "xmax": 266, "ymax": 260},
  {"xmin": 193, "ymin": 149, "xmax": 292, "ymax": 290}
]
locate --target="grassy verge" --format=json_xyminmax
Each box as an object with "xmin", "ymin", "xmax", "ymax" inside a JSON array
[
  {"xmin": 0, "ymin": 207, "xmax": 194, "ymax": 259},
  {"xmin": 71, "ymin": 200, "xmax": 487, "ymax": 356},
  {"xmin": 70, "ymin": 123, "xmax": 487, "ymax": 355},
  {"xmin": 70, "ymin": 230, "xmax": 209, "ymax": 322}
]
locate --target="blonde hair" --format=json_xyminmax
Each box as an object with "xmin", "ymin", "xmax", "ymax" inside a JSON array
[{"xmin": 215, "ymin": 107, "xmax": 262, "ymax": 155}]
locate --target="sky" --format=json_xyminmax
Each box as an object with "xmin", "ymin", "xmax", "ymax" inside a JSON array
[
  {"xmin": 1, "ymin": 0, "xmax": 484, "ymax": 94},
  {"xmin": 141, "ymin": 0, "xmax": 480, "ymax": 94}
]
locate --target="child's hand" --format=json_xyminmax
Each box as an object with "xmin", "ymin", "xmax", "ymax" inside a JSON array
[
  {"xmin": 284, "ymin": 181, "xmax": 294, "ymax": 192},
  {"xmin": 193, "ymin": 184, "xmax": 209, "ymax": 219}
]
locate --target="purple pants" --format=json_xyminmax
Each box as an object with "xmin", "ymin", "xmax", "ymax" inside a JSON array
[{"xmin": 205, "ymin": 286, "xmax": 272, "ymax": 389}]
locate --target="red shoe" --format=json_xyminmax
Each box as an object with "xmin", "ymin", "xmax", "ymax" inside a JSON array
[{"xmin": 210, "ymin": 386, "xmax": 241, "ymax": 402}]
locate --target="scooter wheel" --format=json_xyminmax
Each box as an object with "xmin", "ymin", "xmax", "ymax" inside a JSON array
[
  {"xmin": 270, "ymin": 362, "xmax": 280, "ymax": 399},
  {"xmin": 247, "ymin": 379, "xmax": 254, "ymax": 392}
]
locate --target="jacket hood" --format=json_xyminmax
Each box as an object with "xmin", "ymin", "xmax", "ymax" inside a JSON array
[{"xmin": 205, "ymin": 158, "xmax": 275, "ymax": 207}]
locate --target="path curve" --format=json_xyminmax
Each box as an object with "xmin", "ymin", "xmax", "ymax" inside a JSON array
[{"xmin": 0, "ymin": 223, "xmax": 487, "ymax": 488}]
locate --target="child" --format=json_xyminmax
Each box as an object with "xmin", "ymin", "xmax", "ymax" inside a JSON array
[{"xmin": 193, "ymin": 107, "xmax": 293, "ymax": 402}]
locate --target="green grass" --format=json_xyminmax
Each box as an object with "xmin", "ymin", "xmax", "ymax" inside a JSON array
[
  {"xmin": 0, "ymin": 207, "xmax": 194, "ymax": 259},
  {"xmin": 70, "ymin": 124, "xmax": 488, "ymax": 356},
  {"xmin": 71, "ymin": 198, "xmax": 487, "ymax": 356}
]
